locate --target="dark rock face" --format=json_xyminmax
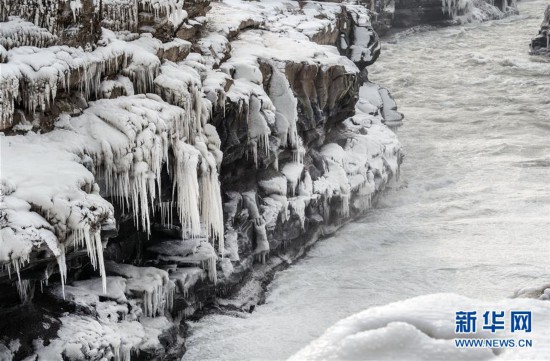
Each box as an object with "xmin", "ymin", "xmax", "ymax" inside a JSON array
[
  {"xmin": 531, "ymin": 5, "xmax": 550, "ymax": 56},
  {"xmin": 355, "ymin": 0, "xmax": 517, "ymax": 36},
  {"xmin": 392, "ymin": 0, "xmax": 517, "ymax": 28},
  {"xmin": 393, "ymin": 0, "xmax": 450, "ymax": 28}
]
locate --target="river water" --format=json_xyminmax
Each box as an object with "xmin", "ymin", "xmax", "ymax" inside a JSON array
[{"xmin": 184, "ymin": 1, "xmax": 550, "ymax": 359}]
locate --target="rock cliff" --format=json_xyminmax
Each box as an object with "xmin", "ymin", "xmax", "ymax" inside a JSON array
[
  {"xmin": 0, "ymin": 0, "xmax": 402, "ymax": 359},
  {"xmin": 531, "ymin": 5, "xmax": 550, "ymax": 56},
  {"xmin": 392, "ymin": 0, "xmax": 518, "ymax": 28}
]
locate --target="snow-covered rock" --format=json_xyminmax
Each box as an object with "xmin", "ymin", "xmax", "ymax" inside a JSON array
[
  {"xmin": 530, "ymin": 5, "xmax": 550, "ymax": 56},
  {"xmin": 291, "ymin": 293, "xmax": 550, "ymax": 360}
]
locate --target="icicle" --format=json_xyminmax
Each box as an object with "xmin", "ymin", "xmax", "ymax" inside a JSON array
[
  {"xmin": 130, "ymin": 161, "xmax": 153, "ymax": 235},
  {"xmin": 290, "ymin": 198, "xmax": 306, "ymax": 230},
  {"xmin": 159, "ymin": 201, "xmax": 173, "ymax": 227},
  {"xmin": 207, "ymin": 256, "xmax": 217, "ymax": 284},
  {"xmin": 173, "ymin": 142, "xmax": 201, "ymax": 237},
  {"xmin": 16, "ymin": 280, "xmax": 33, "ymax": 304},
  {"xmin": 247, "ymin": 95, "xmax": 271, "ymax": 168},
  {"xmin": 95, "ymin": 231, "xmax": 107, "ymax": 293},
  {"xmin": 70, "ymin": 227, "xmax": 107, "ymax": 293},
  {"xmin": 200, "ymin": 167, "xmax": 225, "ymax": 254},
  {"xmin": 251, "ymin": 140, "xmax": 259, "ymax": 168},
  {"xmin": 274, "ymin": 151, "xmax": 279, "ymax": 171},
  {"xmin": 340, "ymin": 193, "xmax": 350, "ymax": 218},
  {"xmin": 10, "ymin": 255, "xmax": 30, "ymax": 297},
  {"xmin": 253, "ymin": 218, "xmax": 270, "ymax": 264},
  {"xmin": 269, "ymin": 66, "xmax": 299, "ymax": 149},
  {"xmin": 56, "ymin": 244, "xmax": 67, "ymax": 299}
]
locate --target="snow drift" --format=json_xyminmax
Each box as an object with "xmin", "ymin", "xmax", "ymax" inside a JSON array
[{"xmin": 290, "ymin": 293, "xmax": 550, "ymax": 361}]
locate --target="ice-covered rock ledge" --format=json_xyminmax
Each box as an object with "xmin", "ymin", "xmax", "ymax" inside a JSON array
[
  {"xmin": 391, "ymin": 0, "xmax": 518, "ymax": 28},
  {"xmin": 530, "ymin": 5, "xmax": 550, "ymax": 56},
  {"xmin": 0, "ymin": 0, "xmax": 402, "ymax": 359},
  {"xmin": 290, "ymin": 293, "xmax": 550, "ymax": 360}
]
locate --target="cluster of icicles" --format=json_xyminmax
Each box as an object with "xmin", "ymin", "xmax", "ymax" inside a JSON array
[
  {"xmin": 1, "ymin": 0, "xmax": 60, "ymax": 34},
  {"xmin": 0, "ymin": 30, "xmax": 162, "ymax": 130},
  {"xmin": 1, "ymin": 0, "xmax": 183, "ymax": 34},
  {"xmin": 92, "ymin": 94, "xmax": 225, "ymax": 259},
  {"xmin": 3, "ymin": 95, "xmax": 224, "ymax": 302},
  {"xmin": 0, "ymin": 16, "xmax": 58, "ymax": 50},
  {"xmin": 101, "ymin": 0, "xmax": 186, "ymax": 33},
  {"xmin": 100, "ymin": 0, "xmax": 187, "ymax": 34},
  {"xmin": 231, "ymin": 64, "xmax": 308, "ymax": 262}
]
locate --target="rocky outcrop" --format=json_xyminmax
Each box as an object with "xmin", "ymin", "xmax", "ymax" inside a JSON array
[
  {"xmin": 0, "ymin": 0, "xmax": 402, "ymax": 359},
  {"xmin": 531, "ymin": 5, "xmax": 550, "ymax": 56},
  {"xmin": 0, "ymin": 0, "xmax": 102, "ymax": 48},
  {"xmin": 392, "ymin": 0, "xmax": 518, "ymax": 28},
  {"xmin": 349, "ymin": 0, "xmax": 518, "ymax": 36}
]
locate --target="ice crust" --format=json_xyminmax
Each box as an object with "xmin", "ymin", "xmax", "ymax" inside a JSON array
[{"xmin": 291, "ymin": 293, "xmax": 550, "ymax": 360}]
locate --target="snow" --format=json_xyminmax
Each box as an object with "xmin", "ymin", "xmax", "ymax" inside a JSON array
[
  {"xmin": 347, "ymin": 6, "xmax": 380, "ymax": 65},
  {"xmin": 0, "ymin": 29, "xmax": 142, "ymax": 129},
  {"xmin": 0, "ymin": 27, "xmax": 195, "ymax": 130},
  {"xmin": 148, "ymin": 239, "xmax": 218, "ymax": 283},
  {"xmin": 310, "ymin": 80, "xmax": 401, "ymax": 220},
  {"xmin": 1, "ymin": 131, "xmax": 114, "ymax": 294},
  {"xmin": 259, "ymin": 176, "xmax": 287, "ymax": 197},
  {"xmin": 290, "ymin": 293, "xmax": 550, "ymax": 361},
  {"xmin": 28, "ymin": 311, "xmax": 174, "ymax": 361},
  {"xmin": 99, "ymin": 75, "xmax": 135, "ymax": 99},
  {"xmin": 51, "ymin": 277, "xmax": 128, "ymax": 306},
  {"xmin": 1, "ymin": 91, "xmax": 224, "ymax": 295},
  {"xmin": 0, "ymin": 16, "xmax": 58, "ymax": 49},
  {"xmin": 230, "ymin": 30, "xmax": 357, "ymax": 74},
  {"xmin": 168, "ymin": 266, "xmax": 207, "ymax": 298},
  {"xmin": 105, "ymin": 261, "xmax": 173, "ymax": 317},
  {"xmin": 281, "ymin": 163, "xmax": 304, "ymax": 197}
]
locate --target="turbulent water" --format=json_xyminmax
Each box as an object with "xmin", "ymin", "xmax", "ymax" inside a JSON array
[{"xmin": 184, "ymin": 1, "xmax": 550, "ymax": 359}]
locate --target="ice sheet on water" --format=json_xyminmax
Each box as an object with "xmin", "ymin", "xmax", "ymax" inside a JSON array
[{"xmin": 291, "ymin": 293, "xmax": 550, "ymax": 360}]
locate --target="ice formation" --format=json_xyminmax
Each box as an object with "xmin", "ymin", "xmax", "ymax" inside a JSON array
[
  {"xmin": 148, "ymin": 239, "xmax": 218, "ymax": 283},
  {"xmin": 106, "ymin": 261, "xmax": 173, "ymax": 317},
  {"xmin": 346, "ymin": 6, "xmax": 381, "ymax": 66},
  {"xmin": 169, "ymin": 267, "xmax": 207, "ymax": 298},
  {"xmin": 291, "ymin": 293, "xmax": 550, "ymax": 360},
  {"xmin": 268, "ymin": 67, "xmax": 298, "ymax": 150},
  {"xmin": 442, "ymin": 0, "xmax": 475, "ymax": 17},
  {"xmin": 441, "ymin": 0, "xmax": 517, "ymax": 21},
  {"xmin": 0, "ymin": 16, "xmax": 58, "ymax": 49},
  {"xmin": 28, "ymin": 313, "xmax": 175, "ymax": 361},
  {"xmin": 1, "ymin": 89, "xmax": 225, "ymax": 295},
  {"xmin": 0, "ymin": 0, "xmax": 404, "ymax": 356},
  {"xmin": 1, "ymin": 132, "xmax": 114, "ymax": 297}
]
